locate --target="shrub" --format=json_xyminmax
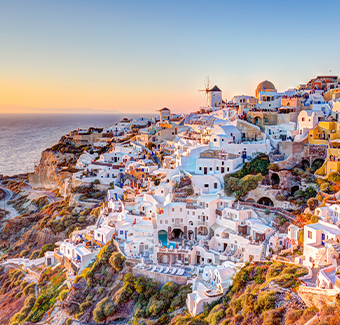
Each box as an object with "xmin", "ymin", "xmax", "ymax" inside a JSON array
[
  {"xmin": 109, "ymin": 252, "xmax": 126, "ymax": 272},
  {"xmin": 20, "ymin": 250, "xmax": 29, "ymax": 257},
  {"xmin": 268, "ymin": 163, "xmax": 279, "ymax": 171},
  {"xmin": 59, "ymin": 289, "xmax": 69, "ymax": 302},
  {"xmin": 254, "ymin": 291, "xmax": 277, "ymax": 312},
  {"xmin": 93, "ymin": 179, "xmax": 100, "ymax": 185},
  {"xmin": 154, "ymin": 178, "xmax": 161, "ymax": 186},
  {"xmin": 320, "ymin": 182, "xmax": 330, "ymax": 192},
  {"xmin": 80, "ymin": 301, "xmax": 92, "ymax": 312},
  {"xmin": 38, "ymin": 244, "xmax": 56, "ymax": 258},
  {"xmin": 205, "ymin": 304, "xmax": 226, "ymax": 325},
  {"xmin": 93, "ymin": 297, "xmax": 115, "ymax": 323},
  {"xmin": 30, "ymin": 250, "xmax": 40, "ymax": 260},
  {"xmin": 276, "ymin": 194, "xmax": 286, "ymax": 201}
]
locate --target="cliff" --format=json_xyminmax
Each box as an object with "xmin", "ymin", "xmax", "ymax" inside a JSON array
[{"xmin": 29, "ymin": 150, "xmax": 74, "ymax": 191}]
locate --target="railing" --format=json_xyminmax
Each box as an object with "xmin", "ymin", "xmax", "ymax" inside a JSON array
[{"xmin": 215, "ymin": 209, "xmax": 223, "ymax": 216}]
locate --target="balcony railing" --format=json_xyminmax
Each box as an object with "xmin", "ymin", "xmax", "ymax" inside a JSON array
[{"xmin": 216, "ymin": 208, "xmax": 223, "ymax": 216}]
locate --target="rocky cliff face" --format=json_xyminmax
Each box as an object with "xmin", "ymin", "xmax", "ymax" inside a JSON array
[{"xmin": 29, "ymin": 150, "xmax": 74, "ymax": 191}]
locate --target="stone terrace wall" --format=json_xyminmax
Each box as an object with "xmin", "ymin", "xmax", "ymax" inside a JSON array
[
  {"xmin": 297, "ymin": 285, "xmax": 340, "ymax": 310},
  {"xmin": 132, "ymin": 268, "xmax": 188, "ymax": 285}
]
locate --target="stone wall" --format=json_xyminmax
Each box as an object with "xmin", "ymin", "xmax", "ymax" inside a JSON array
[
  {"xmin": 132, "ymin": 268, "xmax": 188, "ymax": 285},
  {"xmin": 297, "ymin": 285, "xmax": 340, "ymax": 310}
]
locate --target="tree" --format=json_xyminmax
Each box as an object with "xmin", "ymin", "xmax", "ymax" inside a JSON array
[
  {"xmin": 154, "ymin": 178, "xmax": 161, "ymax": 186},
  {"xmin": 146, "ymin": 142, "xmax": 156, "ymax": 151},
  {"xmin": 307, "ymin": 198, "xmax": 318, "ymax": 211}
]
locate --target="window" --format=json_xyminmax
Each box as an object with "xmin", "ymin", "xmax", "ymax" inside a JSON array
[
  {"xmin": 204, "ymin": 184, "xmax": 209, "ymax": 188},
  {"xmin": 187, "ymin": 211, "xmax": 189, "ymax": 215},
  {"xmin": 160, "ymin": 220, "xmax": 163, "ymax": 224},
  {"xmin": 181, "ymin": 218, "xmax": 183, "ymax": 222},
  {"xmin": 172, "ymin": 218, "xmax": 174, "ymax": 222},
  {"xmin": 214, "ymin": 183, "xmax": 218, "ymax": 189},
  {"xmin": 222, "ymin": 138, "xmax": 224, "ymax": 141},
  {"xmin": 193, "ymin": 211, "xmax": 195, "ymax": 215},
  {"xmin": 214, "ymin": 138, "xmax": 217, "ymax": 142},
  {"xmin": 222, "ymin": 161, "xmax": 224, "ymax": 165},
  {"xmin": 120, "ymin": 230, "xmax": 124, "ymax": 235},
  {"xmin": 165, "ymin": 220, "xmax": 168, "ymax": 224},
  {"xmin": 308, "ymin": 231, "xmax": 312, "ymax": 239},
  {"xmin": 97, "ymin": 233, "xmax": 100, "ymax": 238},
  {"xmin": 227, "ymin": 167, "xmax": 230, "ymax": 171},
  {"xmin": 206, "ymin": 204, "xmax": 209, "ymax": 208},
  {"xmin": 172, "ymin": 208, "xmax": 175, "ymax": 212},
  {"xmin": 209, "ymin": 167, "xmax": 212, "ymax": 171},
  {"xmin": 302, "ymin": 117, "xmax": 305, "ymax": 121},
  {"xmin": 180, "ymin": 208, "xmax": 182, "ymax": 212},
  {"xmin": 199, "ymin": 167, "xmax": 202, "ymax": 170},
  {"xmin": 216, "ymin": 166, "xmax": 219, "ymax": 171}
]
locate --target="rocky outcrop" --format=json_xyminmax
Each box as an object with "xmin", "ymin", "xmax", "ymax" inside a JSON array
[{"xmin": 29, "ymin": 150, "xmax": 74, "ymax": 190}]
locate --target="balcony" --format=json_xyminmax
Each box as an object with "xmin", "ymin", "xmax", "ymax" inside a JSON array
[{"xmin": 216, "ymin": 208, "xmax": 223, "ymax": 216}]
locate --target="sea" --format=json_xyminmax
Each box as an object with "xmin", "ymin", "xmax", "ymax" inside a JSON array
[{"xmin": 0, "ymin": 113, "xmax": 153, "ymax": 177}]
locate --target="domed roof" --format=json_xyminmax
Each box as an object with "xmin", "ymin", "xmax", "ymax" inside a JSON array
[{"xmin": 256, "ymin": 80, "xmax": 276, "ymax": 97}]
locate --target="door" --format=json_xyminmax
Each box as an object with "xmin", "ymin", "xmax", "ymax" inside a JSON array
[
  {"xmin": 204, "ymin": 167, "xmax": 208, "ymax": 175},
  {"xmin": 221, "ymin": 167, "xmax": 225, "ymax": 173}
]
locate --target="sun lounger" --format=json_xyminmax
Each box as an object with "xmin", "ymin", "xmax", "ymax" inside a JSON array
[
  {"xmin": 176, "ymin": 269, "xmax": 182, "ymax": 275},
  {"xmin": 150, "ymin": 266, "xmax": 156, "ymax": 272},
  {"xmin": 164, "ymin": 267, "xmax": 170, "ymax": 274},
  {"xmin": 157, "ymin": 267, "xmax": 163, "ymax": 273},
  {"xmin": 171, "ymin": 268, "xmax": 177, "ymax": 275}
]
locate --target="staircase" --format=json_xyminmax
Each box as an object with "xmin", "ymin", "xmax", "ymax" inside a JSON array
[{"xmin": 260, "ymin": 231, "xmax": 277, "ymax": 261}]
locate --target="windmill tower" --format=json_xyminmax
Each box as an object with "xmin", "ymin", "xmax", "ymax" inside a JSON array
[{"xmin": 198, "ymin": 76, "xmax": 223, "ymax": 108}]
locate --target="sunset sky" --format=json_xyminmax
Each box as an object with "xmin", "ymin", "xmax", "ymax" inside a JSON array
[{"xmin": 1, "ymin": 0, "xmax": 339, "ymax": 114}]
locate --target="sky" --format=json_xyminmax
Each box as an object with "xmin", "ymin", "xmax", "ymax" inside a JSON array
[{"xmin": 0, "ymin": 0, "xmax": 340, "ymax": 114}]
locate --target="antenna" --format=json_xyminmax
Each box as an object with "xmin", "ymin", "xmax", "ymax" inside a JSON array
[{"xmin": 198, "ymin": 76, "xmax": 211, "ymax": 106}]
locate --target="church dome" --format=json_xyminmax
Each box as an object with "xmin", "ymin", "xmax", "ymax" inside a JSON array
[{"xmin": 255, "ymin": 80, "xmax": 276, "ymax": 98}]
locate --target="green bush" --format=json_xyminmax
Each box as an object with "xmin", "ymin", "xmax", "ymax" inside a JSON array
[
  {"xmin": 109, "ymin": 252, "xmax": 126, "ymax": 272},
  {"xmin": 38, "ymin": 244, "xmax": 56, "ymax": 258},
  {"xmin": 93, "ymin": 297, "xmax": 115, "ymax": 323},
  {"xmin": 254, "ymin": 291, "xmax": 277, "ymax": 313},
  {"xmin": 30, "ymin": 250, "xmax": 40, "ymax": 260},
  {"xmin": 20, "ymin": 250, "xmax": 29, "ymax": 257},
  {"xmin": 59, "ymin": 289, "xmax": 69, "ymax": 302}
]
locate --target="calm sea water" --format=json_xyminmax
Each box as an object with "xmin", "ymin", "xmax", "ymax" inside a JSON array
[{"xmin": 0, "ymin": 113, "xmax": 151, "ymax": 176}]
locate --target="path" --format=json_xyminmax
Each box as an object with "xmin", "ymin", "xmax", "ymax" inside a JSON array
[
  {"xmin": 0, "ymin": 185, "xmax": 19, "ymax": 219},
  {"xmin": 303, "ymin": 268, "xmax": 319, "ymax": 288}
]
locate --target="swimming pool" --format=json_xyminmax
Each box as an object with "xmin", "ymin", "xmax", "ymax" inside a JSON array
[{"xmin": 158, "ymin": 232, "xmax": 177, "ymax": 249}]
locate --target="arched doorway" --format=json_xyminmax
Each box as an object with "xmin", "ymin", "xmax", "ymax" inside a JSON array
[
  {"xmin": 291, "ymin": 185, "xmax": 299, "ymax": 195},
  {"xmin": 271, "ymin": 173, "xmax": 280, "ymax": 186},
  {"xmin": 172, "ymin": 228, "xmax": 184, "ymax": 240},
  {"xmin": 258, "ymin": 197, "xmax": 274, "ymax": 206},
  {"xmin": 301, "ymin": 159, "xmax": 310, "ymax": 170},
  {"xmin": 198, "ymin": 226, "xmax": 208, "ymax": 236},
  {"xmin": 311, "ymin": 159, "xmax": 324, "ymax": 172},
  {"xmin": 188, "ymin": 230, "xmax": 194, "ymax": 240},
  {"xmin": 254, "ymin": 116, "xmax": 262, "ymax": 125}
]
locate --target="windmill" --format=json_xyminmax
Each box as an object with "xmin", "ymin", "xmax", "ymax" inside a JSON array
[{"xmin": 198, "ymin": 76, "xmax": 211, "ymax": 106}]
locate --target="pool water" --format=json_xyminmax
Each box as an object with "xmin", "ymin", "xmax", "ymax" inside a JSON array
[{"xmin": 158, "ymin": 233, "xmax": 177, "ymax": 248}]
